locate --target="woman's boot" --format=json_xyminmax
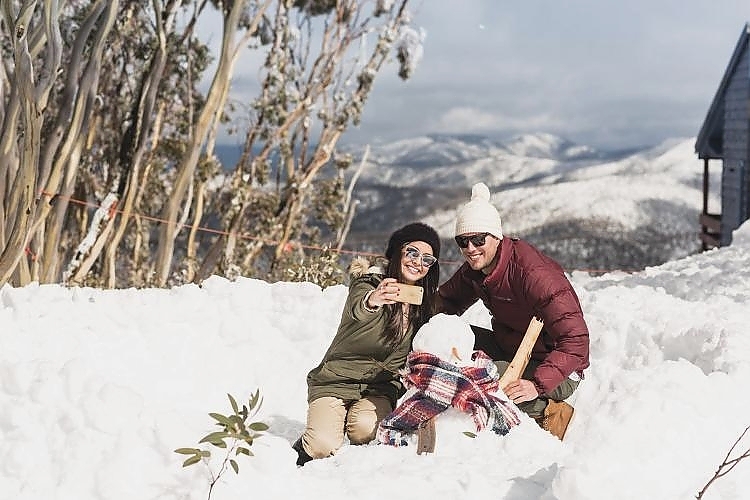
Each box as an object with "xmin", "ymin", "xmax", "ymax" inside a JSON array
[{"xmin": 292, "ymin": 437, "xmax": 313, "ymax": 466}]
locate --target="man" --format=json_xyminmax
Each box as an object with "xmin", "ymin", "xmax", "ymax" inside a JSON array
[{"xmin": 438, "ymin": 182, "xmax": 590, "ymax": 440}]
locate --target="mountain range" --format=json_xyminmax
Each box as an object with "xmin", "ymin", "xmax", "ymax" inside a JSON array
[
  {"xmin": 216, "ymin": 132, "xmax": 717, "ymax": 277},
  {"xmin": 340, "ymin": 132, "xmax": 717, "ymax": 277}
]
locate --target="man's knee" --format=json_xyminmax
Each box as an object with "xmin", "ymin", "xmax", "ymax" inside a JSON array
[
  {"xmin": 493, "ymin": 360, "xmax": 510, "ymax": 374},
  {"xmin": 516, "ymin": 376, "xmax": 581, "ymax": 420},
  {"xmin": 544, "ymin": 377, "xmax": 580, "ymax": 402}
]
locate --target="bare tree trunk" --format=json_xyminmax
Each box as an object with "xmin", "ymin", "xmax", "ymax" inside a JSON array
[
  {"xmin": 36, "ymin": 1, "xmax": 108, "ymax": 196},
  {"xmin": 154, "ymin": 0, "xmax": 271, "ymax": 286},
  {"xmin": 63, "ymin": 193, "xmax": 118, "ymax": 284},
  {"xmin": 102, "ymin": 1, "xmax": 180, "ymax": 289},
  {"xmin": 185, "ymin": 180, "xmax": 206, "ymax": 283},
  {"xmin": 0, "ymin": 0, "xmax": 52, "ymax": 285},
  {"xmin": 40, "ymin": 140, "xmax": 85, "ymax": 282},
  {"xmin": 230, "ymin": 0, "xmax": 412, "ymax": 278},
  {"xmin": 0, "ymin": 87, "xmax": 21, "ymax": 250},
  {"xmin": 34, "ymin": 0, "xmax": 118, "ymax": 276},
  {"xmin": 272, "ymin": 128, "xmax": 343, "ymax": 265},
  {"xmin": 0, "ymin": 0, "xmax": 119, "ymax": 287},
  {"xmin": 336, "ymin": 145, "xmax": 369, "ymax": 250}
]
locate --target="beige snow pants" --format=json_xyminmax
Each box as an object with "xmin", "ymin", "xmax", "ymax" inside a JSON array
[{"xmin": 300, "ymin": 395, "xmax": 392, "ymax": 459}]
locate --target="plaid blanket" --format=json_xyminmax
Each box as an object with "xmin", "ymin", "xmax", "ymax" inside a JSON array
[{"xmin": 377, "ymin": 350, "xmax": 521, "ymax": 446}]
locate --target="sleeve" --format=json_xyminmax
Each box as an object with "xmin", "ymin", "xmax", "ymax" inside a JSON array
[
  {"xmin": 524, "ymin": 270, "xmax": 590, "ymax": 395},
  {"xmin": 437, "ymin": 266, "xmax": 479, "ymax": 316},
  {"xmin": 344, "ymin": 276, "xmax": 384, "ymax": 322}
]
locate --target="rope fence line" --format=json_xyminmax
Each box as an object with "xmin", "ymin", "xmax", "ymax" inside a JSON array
[
  {"xmin": 40, "ymin": 189, "xmax": 385, "ymax": 258},
  {"xmin": 38, "ymin": 190, "xmax": 641, "ymax": 275}
]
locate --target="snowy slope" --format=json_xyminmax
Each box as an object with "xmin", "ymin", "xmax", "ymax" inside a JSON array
[
  {"xmin": 346, "ymin": 133, "xmax": 716, "ymax": 273},
  {"xmin": 425, "ymin": 138, "xmax": 714, "ymax": 235}
]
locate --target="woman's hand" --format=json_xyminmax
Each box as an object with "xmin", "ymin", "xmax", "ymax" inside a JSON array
[{"xmin": 367, "ymin": 278, "xmax": 399, "ymax": 308}]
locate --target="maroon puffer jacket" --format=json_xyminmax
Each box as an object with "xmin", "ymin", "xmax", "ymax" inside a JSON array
[{"xmin": 438, "ymin": 237, "xmax": 590, "ymax": 395}]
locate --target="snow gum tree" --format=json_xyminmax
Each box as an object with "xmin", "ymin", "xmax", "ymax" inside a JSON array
[
  {"xmin": 165, "ymin": 0, "xmax": 421, "ymax": 285},
  {"xmin": 0, "ymin": 0, "xmax": 420, "ymax": 288}
]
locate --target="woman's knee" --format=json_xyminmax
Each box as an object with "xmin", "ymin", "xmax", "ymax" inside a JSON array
[
  {"xmin": 305, "ymin": 397, "xmax": 347, "ymax": 458},
  {"xmin": 346, "ymin": 413, "xmax": 378, "ymax": 444},
  {"xmin": 346, "ymin": 396, "xmax": 392, "ymax": 444},
  {"xmin": 304, "ymin": 430, "xmax": 343, "ymax": 458}
]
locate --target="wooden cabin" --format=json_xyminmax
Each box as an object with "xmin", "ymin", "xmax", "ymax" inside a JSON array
[{"xmin": 695, "ymin": 23, "xmax": 750, "ymax": 250}]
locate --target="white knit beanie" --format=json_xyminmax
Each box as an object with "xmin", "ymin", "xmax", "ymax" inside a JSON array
[{"xmin": 454, "ymin": 182, "xmax": 503, "ymax": 239}]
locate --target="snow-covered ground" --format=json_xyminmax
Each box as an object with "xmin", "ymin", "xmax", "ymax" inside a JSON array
[{"xmin": 1, "ymin": 222, "xmax": 748, "ymax": 500}]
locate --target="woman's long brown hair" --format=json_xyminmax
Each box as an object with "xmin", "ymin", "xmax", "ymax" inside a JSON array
[{"xmin": 380, "ymin": 244, "xmax": 440, "ymax": 348}]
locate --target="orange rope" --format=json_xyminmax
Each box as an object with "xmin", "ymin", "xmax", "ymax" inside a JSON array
[{"xmin": 39, "ymin": 190, "xmax": 639, "ymax": 274}]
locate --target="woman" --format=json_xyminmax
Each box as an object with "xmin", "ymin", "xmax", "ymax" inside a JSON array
[{"xmin": 293, "ymin": 222, "xmax": 441, "ymax": 466}]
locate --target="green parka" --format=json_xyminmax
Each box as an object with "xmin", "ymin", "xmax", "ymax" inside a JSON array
[{"xmin": 306, "ymin": 259, "xmax": 416, "ymax": 407}]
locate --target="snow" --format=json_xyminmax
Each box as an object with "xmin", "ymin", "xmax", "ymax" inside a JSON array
[
  {"xmin": 1, "ymin": 222, "xmax": 749, "ymax": 499},
  {"xmin": 423, "ymin": 137, "xmax": 720, "ymax": 238},
  {"xmin": 362, "ymin": 135, "xmax": 710, "ymax": 191}
]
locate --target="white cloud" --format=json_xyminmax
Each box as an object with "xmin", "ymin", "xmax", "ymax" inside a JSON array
[
  {"xmin": 435, "ymin": 106, "xmax": 500, "ymax": 131},
  {"xmin": 208, "ymin": 1, "xmax": 750, "ymax": 149},
  {"xmin": 435, "ymin": 106, "xmax": 565, "ymax": 135}
]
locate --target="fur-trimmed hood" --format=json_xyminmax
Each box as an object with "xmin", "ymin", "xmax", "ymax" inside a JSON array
[{"xmin": 349, "ymin": 256, "xmax": 388, "ymax": 278}]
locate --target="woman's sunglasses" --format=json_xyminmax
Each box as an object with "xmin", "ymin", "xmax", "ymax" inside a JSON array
[
  {"xmin": 403, "ymin": 245, "xmax": 437, "ymax": 268},
  {"xmin": 454, "ymin": 232, "xmax": 491, "ymax": 248}
]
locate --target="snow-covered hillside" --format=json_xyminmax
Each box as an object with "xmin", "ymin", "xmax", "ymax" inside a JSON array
[
  {"xmin": 361, "ymin": 132, "xmax": 604, "ymax": 170},
  {"xmin": 216, "ymin": 132, "xmax": 716, "ymax": 274},
  {"xmin": 358, "ymin": 133, "xmax": 699, "ymax": 191},
  {"xmin": 425, "ymin": 138, "xmax": 715, "ymax": 235},
  {"xmin": 346, "ymin": 133, "xmax": 717, "ymax": 274}
]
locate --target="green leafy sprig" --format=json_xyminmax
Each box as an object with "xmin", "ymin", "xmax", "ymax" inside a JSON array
[{"xmin": 175, "ymin": 391, "xmax": 269, "ymax": 499}]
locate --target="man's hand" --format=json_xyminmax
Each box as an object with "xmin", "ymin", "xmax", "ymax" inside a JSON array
[{"xmin": 502, "ymin": 379, "xmax": 539, "ymax": 404}]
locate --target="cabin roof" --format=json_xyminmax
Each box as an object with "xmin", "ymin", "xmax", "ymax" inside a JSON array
[{"xmin": 695, "ymin": 23, "xmax": 750, "ymax": 160}]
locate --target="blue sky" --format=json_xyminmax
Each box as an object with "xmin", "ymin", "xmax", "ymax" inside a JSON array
[{"xmin": 213, "ymin": 1, "xmax": 750, "ymax": 150}]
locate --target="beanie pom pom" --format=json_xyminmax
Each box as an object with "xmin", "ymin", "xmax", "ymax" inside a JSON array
[
  {"xmin": 471, "ymin": 182, "xmax": 491, "ymax": 201},
  {"xmin": 454, "ymin": 182, "xmax": 503, "ymax": 239}
]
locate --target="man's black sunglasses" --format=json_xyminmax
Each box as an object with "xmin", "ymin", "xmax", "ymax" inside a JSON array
[{"xmin": 454, "ymin": 232, "xmax": 492, "ymax": 248}]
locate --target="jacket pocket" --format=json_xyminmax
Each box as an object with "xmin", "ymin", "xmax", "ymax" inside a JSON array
[{"xmin": 319, "ymin": 359, "xmax": 379, "ymax": 382}]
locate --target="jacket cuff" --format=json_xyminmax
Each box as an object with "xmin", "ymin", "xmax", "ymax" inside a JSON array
[
  {"xmin": 533, "ymin": 380, "xmax": 547, "ymax": 397},
  {"xmin": 362, "ymin": 290, "xmax": 380, "ymax": 313}
]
